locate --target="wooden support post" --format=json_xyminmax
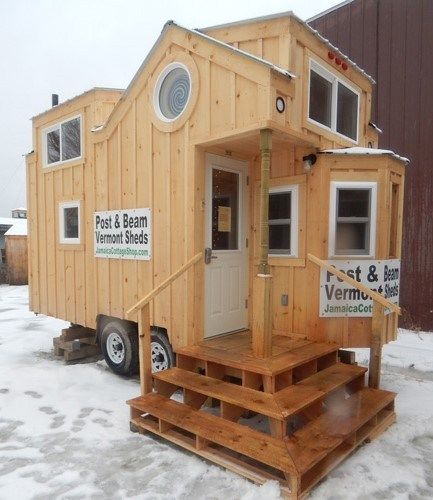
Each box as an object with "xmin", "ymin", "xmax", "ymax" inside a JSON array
[
  {"xmin": 369, "ymin": 303, "xmax": 384, "ymax": 389},
  {"xmin": 138, "ymin": 303, "xmax": 152, "ymax": 395},
  {"xmin": 252, "ymin": 274, "xmax": 273, "ymax": 358},
  {"xmin": 258, "ymin": 129, "xmax": 272, "ymax": 275},
  {"xmin": 252, "ymin": 129, "xmax": 273, "ymax": 358}
]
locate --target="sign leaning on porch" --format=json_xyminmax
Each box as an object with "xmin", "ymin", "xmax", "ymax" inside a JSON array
[
  {"xmin": 93, "ymin": 208, "xmax": 151, "ymax": 260},
  {"xmin": 319, "ymin": 259, "xmax": 400, "ymax": 317}
]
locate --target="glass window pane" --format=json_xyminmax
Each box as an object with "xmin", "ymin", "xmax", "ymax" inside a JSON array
[
  {"xmin": 269, "ymin": 224, "xmax": 291, "ymax": 254},
  {"xmin": 336, "ymin": 222, "xmax": 368, "ymax": 253},
  {"xmin": 309, "ymin": 69, "xmax": 332, "ymax": 128},
  {"xmin": 159, "ymin": 67, "xmax": 190, "ymax": 120},
  {"xmin": 64, "ymin": 207, "xmax": 79, "ymax": 239},
  {"xmin": 61, "ymin": 118, "xmax": 81, "ymax": 161},
  {"xmin": 269, "ymin": 192, "xmax": 291, "ymax": 220},
  {"xmin": 47, "ymin": 129, "xmax": 60, "ymax": 164},
  {"xmin": 337, "ymin": 189, "xmax": 370, "ymax": 218},
  {"xmin": 337, "ymin": 83, "xmax": 358, "ymax": 140},
  {"xmin": 211, "ymin": 168, "xmax": 238, "ymax": 250}
]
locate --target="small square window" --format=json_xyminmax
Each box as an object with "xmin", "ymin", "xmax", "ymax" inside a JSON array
[
  {"xmin": 59, "ymin": 201, "xmax": 80, "ymax": 244},
  {"xmin": 268, "ymin": 186, "xmax": 298, "ymax": 257},
  {"xmin": 329, "ymin": 182, "xmax": 377, "ymax": 257}
]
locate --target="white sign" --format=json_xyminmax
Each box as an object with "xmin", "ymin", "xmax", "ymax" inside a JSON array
[
  {"xmin": 94, "ymin": 208, "xmax": 151, "ymax": 260},
  {"xmin": 320, "ymin": 259, "xmax": 400, "ymax": 317}
]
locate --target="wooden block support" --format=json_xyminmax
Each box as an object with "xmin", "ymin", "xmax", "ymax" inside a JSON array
[
  {"xmin": 369, "ymin": 303, "xmax": 384, "ymax": 389},
  {"xmin": 138, "ymin": 304, "xmax": 152, "ymax": 395},
  {"xmin": 252, "ymin": 274, "xmax": 273, "ymax": 358}
]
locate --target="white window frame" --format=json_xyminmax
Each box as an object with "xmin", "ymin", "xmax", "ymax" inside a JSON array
[
  {"xmin": 59, "ymin": 200, "xmax": 80, "ymax": 244},
  {"xmin": 42, "ymin": 115, "xmax": 82, "ymax": 167},
  {"xmin": 329, "ymin": 181, "xmax": 377, "ymax": 258},
  {"xmin": 268, "ymin": 184, "xmax": 299, "ymax": 258},
  {"xmin": 308, "ymin": 59, "xmax": 360, "ymax": 143},
  {"xmin": 153, "ymin": 62, "xmax": 192, "ymax": 123}
]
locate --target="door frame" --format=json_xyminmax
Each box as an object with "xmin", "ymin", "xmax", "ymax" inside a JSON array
[{"xmin": 204, "ymin": 153, "xmax": 249, "ymax": 338}]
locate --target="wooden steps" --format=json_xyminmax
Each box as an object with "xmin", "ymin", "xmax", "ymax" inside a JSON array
[
  {"xmin": 127, "ymin": 393, "xmax": 297, "ymax": 474},
  {"xmin": 153, "ymin": 367, "xmax": 282, "ymax": 420},
  {"xmin": 286, "ymin": 387, "xmax": 395, "ymax": 474},
  {"xmin": 128, "ymin": 333, "xmax": 396, "ymax": 498}
]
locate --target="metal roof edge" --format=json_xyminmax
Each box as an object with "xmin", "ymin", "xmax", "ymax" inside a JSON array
[
  {"xmin": 307, "ymin": 0, "xmax": 355, "ymax": 23},
  {"xmin": 31, "ymin": 87, "xmax": 125, "ymax": 121}
]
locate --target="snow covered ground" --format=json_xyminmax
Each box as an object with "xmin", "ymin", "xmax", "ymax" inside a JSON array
[{"xmin": 0, "ymin": 285, "xmax": 432, "ymax": 499}]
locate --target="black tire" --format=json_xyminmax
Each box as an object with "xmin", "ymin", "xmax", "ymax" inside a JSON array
[
  {"xmin": 150, "ymin": 330, "xmax": 175, "ymax": 373},
  {"xmin": 100, "ymin": 321, "xmax": 139, "ymax": 376}
]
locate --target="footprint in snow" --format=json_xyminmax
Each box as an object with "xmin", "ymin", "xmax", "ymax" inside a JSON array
[
  {"xmin": 92, "ymin": 417, "xmax": 113, "ymax": 428},
  {"xmin": 71, "ymin": 419, "xmax": 85, "ymax": 433},
  {"xmin": 50, "ymin": 415, "xmax": 65, "ymax": 429},
  {"xmin": 0, "ymin": 388, "xmax": 9, "ymax": 394},
  {"xmin": 39, "ymin": 406, "xmax": 58, "ymax": 415},
  {"xmin": 24, "ymin": 391, "xmax": 42, "ymax": 399}
]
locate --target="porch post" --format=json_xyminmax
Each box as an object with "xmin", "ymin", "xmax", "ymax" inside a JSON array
[{"xmin": 252, "ymin": 129, "xmax": 273, "ymax": 358}]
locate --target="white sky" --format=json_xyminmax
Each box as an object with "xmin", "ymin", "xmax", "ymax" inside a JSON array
[{"xmin": 0, "ymin": 0, "xmax": 342, "ymax": 216}]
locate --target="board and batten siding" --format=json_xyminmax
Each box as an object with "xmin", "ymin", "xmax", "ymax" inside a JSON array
[{"xmin": 309, "ymin": 0, "xmax": 433, "ymax": 330}]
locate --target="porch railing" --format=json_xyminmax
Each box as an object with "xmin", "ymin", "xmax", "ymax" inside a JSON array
[
  {"xmin": 307, "ymin": 253, "xmax": 401, "ymax": 389},
  {"xmin": 126, "ymin": 252, "xmax": 202, "ymax": 395}
]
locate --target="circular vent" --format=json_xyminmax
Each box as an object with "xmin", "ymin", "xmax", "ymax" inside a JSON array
[{"xmin": 154, "ymin": 63, "xmax": 191, "ymax": 122}]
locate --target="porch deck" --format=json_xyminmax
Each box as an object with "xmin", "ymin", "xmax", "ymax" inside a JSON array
[{"xmin": 175, "ymin": 330, "xmax": 339, "ymax": 376}]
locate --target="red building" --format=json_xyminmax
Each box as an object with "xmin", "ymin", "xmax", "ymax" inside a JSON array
[{"xmin": 310, "ymin": 0, "xmax": 433, "ymax": 330}]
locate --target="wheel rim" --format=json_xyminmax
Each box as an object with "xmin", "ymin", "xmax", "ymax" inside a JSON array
[
  {"xmin": 151, "ymin": 342, "xmax": 169, "ymax": 372},
  {"xmin": 106, "ymin": 332, "xmax": 125, "ymax": 364}
]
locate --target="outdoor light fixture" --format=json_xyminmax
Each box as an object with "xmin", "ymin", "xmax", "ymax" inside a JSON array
[{"xmin": 303, "ymin": 153, "xmax": 317, "ymax": 171}]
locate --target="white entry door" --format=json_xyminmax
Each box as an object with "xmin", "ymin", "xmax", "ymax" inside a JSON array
[{"xmin": 204, "ymin": 154, "xmax": 248, "ymax": 338}]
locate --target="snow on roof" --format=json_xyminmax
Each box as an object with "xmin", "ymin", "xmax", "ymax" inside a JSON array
[
  {"xmin": 4, "ymin": 221, "xmax": 27, "ymax": 237},
  {"xmin": 201, "ymin": 11, "xmax": 375, "ymax": 84},
  {"xmin": 0, "ymin": 217, "xmax": 16, "ymax": 227},
  {"xmin": 12, "ymin": 207, "xmax": 27, "ymax": 212},
  {"xmin": 319, "ymin": 147, "xmax": 409, "ymax": 164}
]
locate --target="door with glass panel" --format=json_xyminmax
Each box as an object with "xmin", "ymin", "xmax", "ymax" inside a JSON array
[{"xmin": 204, "ymin": 155, "xmax": 248, "ymax": 338}]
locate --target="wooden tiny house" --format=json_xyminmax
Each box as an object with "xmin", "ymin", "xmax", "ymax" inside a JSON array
[{"xmin": 27, "ymin": 12, "xmax": 407, "ymax": 498}]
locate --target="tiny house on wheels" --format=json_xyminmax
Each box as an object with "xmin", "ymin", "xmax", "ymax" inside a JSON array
[{"xmin": 27, "ymin": 12, "xmax": 407, "ymax": 498}]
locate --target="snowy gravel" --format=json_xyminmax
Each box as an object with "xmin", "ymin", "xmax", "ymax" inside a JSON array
[{"xmin": 0, "ymin": 285, "xmax": 432, "ymax": 499}]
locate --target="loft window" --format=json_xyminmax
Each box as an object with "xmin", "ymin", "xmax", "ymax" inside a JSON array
[
  {"xmin": 59, "ymin": 201, "xmax": 80, "ymax": 244},
  {"xmin": 268, "ymin": 185, "xmax": 298, "ymax": 257},
  {"xmin": 329, "ymin": 182, "xmax": 377, "ymax": 257},
  {"xmin": 43, "ymin": 116, "xmax": 81, "ymax": 166},
  {"xmin": 308, "ymin": 60, "xmax": 359, "ymax": 142}
]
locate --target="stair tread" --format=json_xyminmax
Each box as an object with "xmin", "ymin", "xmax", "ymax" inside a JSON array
[
  {"xmin": 273, "ymin": 363, "xmax": 367, "ymax": 418},
  {"xmin": 153, "ymin": 367, "xmax": 283, "ymax": 420},
  {"xmin": 127, "ymin": 392, "xmax": 296, "ymax": 473},
  {"xmin": 176, "ymin": 336, "xmax": 339, "ymax": 376},
  {"xmin": 285, "ymin": 387, "xmax": 396, "ymax": 473},
  {"xmin": 296, "ymin": 362, "xmax": 367, "ymax": 392}
]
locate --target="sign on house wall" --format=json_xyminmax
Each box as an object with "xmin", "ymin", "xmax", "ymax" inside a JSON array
[
  {"xmin": 93, "ymin": 208, "xmax": 151, "ymax": 260},
  {"xmin": 319, "ymin": 259, "xmax": 400, "ymax": 317}
]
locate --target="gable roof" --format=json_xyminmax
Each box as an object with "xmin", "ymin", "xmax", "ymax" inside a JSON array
[
  {"xmin": 92, "ymin": 21, "xmax": 295, "ymax": 136},
  {"xmin": 201, "ymin": 10, "xmax": 375, "ymax": 84}
]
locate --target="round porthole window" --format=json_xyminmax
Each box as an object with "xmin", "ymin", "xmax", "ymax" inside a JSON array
[{"xmin": 154, "ymin": 63, "xmax": 191, "ymax": 122}]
